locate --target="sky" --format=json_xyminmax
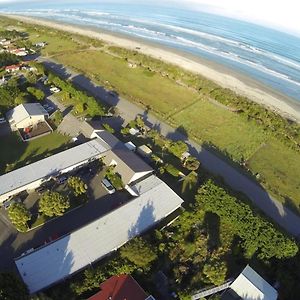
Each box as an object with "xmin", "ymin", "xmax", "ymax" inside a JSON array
[{"xmin": 0, "ymin": 0, "xmax": 299, "ymax": 36}]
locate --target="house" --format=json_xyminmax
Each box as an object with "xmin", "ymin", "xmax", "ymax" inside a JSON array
[
  {"xmin": 6, "ymin": 103, "xmax": 49, "ymax": 131},
  {"xmin": 0, "ymin": 39, "xmax": 11, "ymax": 46},
  {"xmin": 88, "ymin": 275, "xmax": 155, "ymax": 300},
  {"xmin": 5, "ymin": 64, "xmax": 21, "ymax": 73},
  {"xmin": 10, "ymin": 48, "xmax": 28, "ymax": 56},
  {"xmin": 15, "ymin": 175, "xmax": 184, "ymax": 294},
  {"xmin": 221, "ymin": 265, "xmax": 278, "ymax": 300},
  {"xmin": 0, "ymin": 139, "xmax": 109, "ymax": 203},
  {"xmin": 103, "ymin": 144, "xmax": 153, "ymax": 185}
]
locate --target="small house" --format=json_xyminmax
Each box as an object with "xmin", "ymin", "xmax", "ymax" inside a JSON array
[{"xmin": 6, "ymin": 103, "xmax": 49, "ymax": 131}]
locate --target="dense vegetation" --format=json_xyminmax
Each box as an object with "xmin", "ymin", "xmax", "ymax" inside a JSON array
[
  {"xmin": 196, "ymin": 180, "xmax": 298, "ymax": 259},
  {"xmin": 0, "ymin": 272, "xmax": 29, "ymax": 300},
  {"xmin": 0, "ymin": 52, "xmax": 19, "ymax": 68}
]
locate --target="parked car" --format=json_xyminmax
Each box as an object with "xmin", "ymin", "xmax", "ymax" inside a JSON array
[
  {"xmin": 0, "ymin": 117, "xmax": 6, "ymax": 124},
  {"xmin": 57, "ymin": 176, "xmax": 67, "ymax": 184},
  {"xmin": 101, "ymin": 178, "xmax": 116, "ymax": 194},
  {"xmin": 36, "ymin": 186, "xmax": 47, "ymax": 194},
  {"xmin": 50, "ymin": 86, "xmax": 60, "ymax": 93},
  {"xmin": 3, "ymin": 197, "xmax": 21, "ymax": 210}
]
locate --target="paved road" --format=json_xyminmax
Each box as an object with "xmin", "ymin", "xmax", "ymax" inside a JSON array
[{"xmin": 39, "ymin": 56, "xmax": 300, "ymax": 238}]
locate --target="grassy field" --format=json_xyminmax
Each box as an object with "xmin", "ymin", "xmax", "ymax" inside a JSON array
[
  {"xmin": 170, "ymin": 98, "xmax": 268, "ymax": 160},
  {"xmin": 0, "ymin": 132, "xmax": 70, "ymax": 174},
  {"xmin": 248, "ymin": 139, "xmax": 300, "ymax": 208},
  {"xmin": 53, "ymin": 50, "xmax": 300, "ymax": 209},
  {"xmin": 55, "ymin": 50, "xmax": 200, "ymax": 117}
]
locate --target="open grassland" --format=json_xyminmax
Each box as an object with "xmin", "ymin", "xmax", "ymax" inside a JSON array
[
  {"xmin": 0, "ymin": 132, "xmax": 70, "ymax": 174},
  {"xmin": 53, "ymin": 50, "xmax": 300, "ymax": 210},
  {"xmin": 55, "ymin": 50, "xmax": 200, "ymax": 117},
  {"xmin": 248, "ymin": 139, "xmax": 300, "ymax": 208},
  {"xmin": 170, "ymin": 99, "xmax": 268, "ymax": 160}
]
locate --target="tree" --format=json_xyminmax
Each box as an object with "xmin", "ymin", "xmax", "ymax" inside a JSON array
[
  {"xmin": 183, "ymin": 156, "xmax": 200, "ymax": 171},
  {"xmin": 67, "ymin": 176, "xmax": 87, "ymax": 196},
  {"xmin": 25, "ymin": 72, "xmax": 37, "ymax": 85},
  {"xmin": 74, "ymin": 102, "xmax": 85, "ymax": 114},
  {"xmin": 203, "ymin": 259, "xmax": 227, "ymax": 285},
  {"xmin": 14, "ymin": 93, "xmax": 28, "ymax": 105},
  {"xmin": 168, "ymin": 141, "xmax": 188, "ymax": 158},
  {"xmin": 8, "ymin": 203, "xmax": 31, "ymax": 232},
  {"xmin": 181, "ymin": 171, "xmax": 198, "ymax": 193},
  {"xmin": 120, "ymin": 237, "xmax": 157, "ymax": 270},
  {"xmin": 0, "ymin": 272, "xmax": 29, "ymax": 300},
  {"xmin": 39, "ymin": 191, "xmax": 70, "ymax": 217},
  {"xmin": 102, "ymin": 123, "xmax": 115, "ymax": 134},
  {"xmin": 135, "ymin": 115, "xmax": 145, "ymax": 130},
  {"xmin": 26, "ymin": 87, "xmax": 45, "ymax": 101}
]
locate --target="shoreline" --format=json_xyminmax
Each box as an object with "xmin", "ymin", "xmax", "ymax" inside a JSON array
[{"xmin": 4, "ymin": 14, "xmax": 300, "ymax": 123}]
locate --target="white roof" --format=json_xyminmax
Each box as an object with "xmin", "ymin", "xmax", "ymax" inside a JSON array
[
  {"xmin": 0, "ymin": 139, "xmax": 109, "ymax": 196},
  {"xmin": 15, "ymin": 175, "xmax": 183, "ymax": 294},
  {"xmin": 230, "ymin": 265, "xmax": 278, "ymax": 300},
  {"xmin": 6, "ymin": 103, "xmax": 48, "ymax": 125}
]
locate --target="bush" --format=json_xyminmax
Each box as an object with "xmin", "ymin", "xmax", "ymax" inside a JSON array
[
  {"xmin": 27, "ymin": 87, "xmax": 45, "ymax": 101},
  {"xmin": 165, "ymin": 164, "xmax": 181, "ymax": 177},
  {"xmin": 102, "ymin": 123, "xmax": 115, "ymax": 134},
  {"xmin": 196, "ymin": 180, "xmax": 298, "ymax": 259},
  {"xmin": 105, "ymin": 166, "xmax": 124, "ymax": 190}
]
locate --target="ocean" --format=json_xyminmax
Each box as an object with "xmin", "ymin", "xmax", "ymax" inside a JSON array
[{"xmin": 1, "ymin": 2, "xmax": 300, "ymax": 102}]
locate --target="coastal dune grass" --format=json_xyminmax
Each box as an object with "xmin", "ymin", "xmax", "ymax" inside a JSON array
[
  {"xmin": 170, "ymin": 98, "xmax": 268, "ymax": 160},
  {"xmin": 53, "ymin": 49, "xmax": 300, "ymax": 209},
  {"xmin": 248, "ymin": 139, "xmax": 300, "ymax": 208},
  {"xmin": 54, "ymin": 50, "xmax": 199, "ymax": 117}
]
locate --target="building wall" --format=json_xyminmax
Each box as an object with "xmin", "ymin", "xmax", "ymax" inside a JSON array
[
  {"xmin": 0, "ymin": 178, "xmax": 44, "ymax": 203},
  {"xmin": 129, "ymin": 170, "xmax": 153, "ymax": 184},
  {"xmin": 17, "ymin": 115, "xmax": 45, "ymax": 129},
  {"xmin": 0, "ymin": 156, "xmax": 101, "ymax": 204}
]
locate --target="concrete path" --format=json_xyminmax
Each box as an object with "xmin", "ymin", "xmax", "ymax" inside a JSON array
[{"xmin": 38, "ymin": 57, "xmax": 300, "ymax": 238}]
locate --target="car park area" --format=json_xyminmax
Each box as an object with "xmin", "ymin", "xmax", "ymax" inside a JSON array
[{"xmin": 0, "ymin": 161, "xmax": 130, "ymax": 271}]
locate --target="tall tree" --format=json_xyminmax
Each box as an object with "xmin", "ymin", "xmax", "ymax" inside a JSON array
[
  {"xmin": 0, "ymin": 272, "xmax": 29, "ymax": 300},
  {"xmin": 8, "ymin": 203, "xmax": 31, "ymax": 232},
  {"xmin": 120, "ymin": 237, "xmax": 157, "ymax": 271},
  {"xmin": 39, "ymin": 191, "xmax": 70, "ymax": 217},
  {"xmin": 67, "ymin": 176, "xmax": 87, "ymax": 196}
]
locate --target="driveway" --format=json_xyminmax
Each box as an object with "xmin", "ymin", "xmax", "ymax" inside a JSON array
[{"xmin": 38, "ymin": 56, "xmax": 300, "ymax": 238}]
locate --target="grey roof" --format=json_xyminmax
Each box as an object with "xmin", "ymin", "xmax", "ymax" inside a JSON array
[
  {"xmin": 93, "ymin": 130, "xmax": 120, "ymax": 149},
  {"xmin": 6, "ymin": 103, "xmax": 48, "ymax": 125},
  {"xmin": 103, "ymin": 144, "xmax": 153, "ymax": 184},
  {"xmin": 230, "ymin": 265, "xmax": 278, "ymax": 300},
  {"xmin": 0, "ymin": 139, "xmax": 109, "ymax": 197},
  {"xmin": 15, "ymin": 175, "xmax": 183, "ymax": 294}
]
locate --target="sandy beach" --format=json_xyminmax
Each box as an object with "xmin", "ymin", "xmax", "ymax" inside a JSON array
[{"xmin": 5, "ymin": 14, "xmax": 300, "ymax": 122}]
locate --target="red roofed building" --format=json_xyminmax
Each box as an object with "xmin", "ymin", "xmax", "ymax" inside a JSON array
[
  {"xmin": 5, "ymin": 64, "xmax": 21, "ymax": 73},
  {"xmin": 88, "ymin": 274, "xmax": 154, "ymax": 300}
]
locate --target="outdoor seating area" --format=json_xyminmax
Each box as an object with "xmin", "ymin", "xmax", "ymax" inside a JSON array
[{"xmin": 19, "ymin": 121, "xmax": 53, "ymax": 141}]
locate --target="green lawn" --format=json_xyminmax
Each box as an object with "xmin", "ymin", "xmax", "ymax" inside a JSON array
[
  {"xmin": 171, "ymin": 99, "xmax": 268, "ymax": 160},
  {"xmin": 28, "ymin": 28, "xmax": 88, "ymax": 56},
  {"xmin": 55, "ymin": 50, "xmax": 199, "ymax": 117},
  {"xmin": 0, "ymin": 132, "xmax": 70, "ymax": 174},
  {"xmin": 248, "ymin": 139, "xmax": 300, "ymax": 209}
]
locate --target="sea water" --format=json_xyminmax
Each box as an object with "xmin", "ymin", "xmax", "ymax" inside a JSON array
[{"xmin": 1, "ymin": 2, "xmax": 300, "ymax": 102}]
